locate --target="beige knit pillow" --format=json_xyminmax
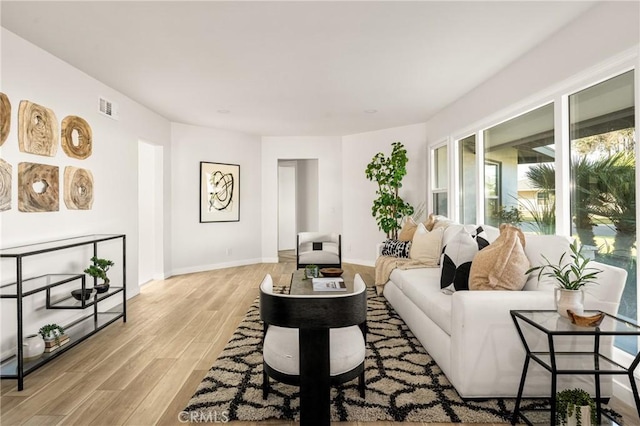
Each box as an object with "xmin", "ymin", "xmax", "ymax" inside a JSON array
[
  {"xmin": 398, "ymin": 217, "xmax": 418, "ymax": 241},
  {"xmin": 469, "ymin": 224, "xmax": 529, "ymax": 291},
  {"xmin": 410, "ymin": 223, "xmax": 443, "ymax": 267},
  {"xmin": 424, "ymin": 213, "xmax": 452, "ymax": 231}
]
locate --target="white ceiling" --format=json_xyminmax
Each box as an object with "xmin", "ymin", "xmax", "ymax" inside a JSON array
[{"xmin": 1, "ymin": 1, "xmax": 597, "ymax": 137}]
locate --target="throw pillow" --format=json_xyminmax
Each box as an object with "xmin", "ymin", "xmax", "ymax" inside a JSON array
[
  {"xmin": 410, "ymin": 223, "xmax": 444, "ymax": 266},
  {"xmin": 398, "ymin": 217, "xmax": 418, "ymax": 241},
  {"xmin": 424, "ymin": 213, "xmax": 453, "ymax": 231},
  {"xmin": 381, "ymin": 239, "xmax": 411, "ymax": 258},
  {"xmin": 469, "ymin": 224, "xmax": 530, "ymax": 291},
  {"xmin": 440, "ymin": 226, "xmax": 490, "ymax": 291}
]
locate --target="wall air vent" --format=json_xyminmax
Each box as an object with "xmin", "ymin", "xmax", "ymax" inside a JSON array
[{"xmin": 98, "ymin": 96, "xmax": 119, "ymax": 120}]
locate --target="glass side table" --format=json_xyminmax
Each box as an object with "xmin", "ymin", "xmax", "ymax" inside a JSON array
[{"xmin": 510, "ymin": 310, "xmax": 640, "ymax": 426}]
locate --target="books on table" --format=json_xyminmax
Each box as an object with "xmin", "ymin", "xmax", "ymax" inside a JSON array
[
  {"xmin": 312, "ymin": 277, "xmax": 347, "ymax": 291},
  {"xmin": 44, "ymin": 335, "xmax": 70, "ymax": 352}
]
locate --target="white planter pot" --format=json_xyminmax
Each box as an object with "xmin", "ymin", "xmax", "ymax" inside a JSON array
[
  {"xmin": 566, "ymin": 404, "xmax": 592, "ymax": 426},
  {"xmin": 22, "ymin": 334, "xmax": 45, "ymax": 360},
  {"xmin": 555, "ymin": 288, "xmax": 584, "ymax": 318}
]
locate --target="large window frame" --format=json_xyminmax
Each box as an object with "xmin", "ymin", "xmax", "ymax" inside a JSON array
[
  {"xmin": 430, "ymin": 141, "xmax": 450, "ymax": 216},
  {"xmin": 428, "ymin": 50, "xmax": 638, "ymax": 404}
]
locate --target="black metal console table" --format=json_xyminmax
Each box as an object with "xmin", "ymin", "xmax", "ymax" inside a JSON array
[
  {"xmin": 510, "ymin": 310, "xmax": 640, "ymax": 425},
  {"xmin": 0, "ymin": 234, "xmax": 126, "ymax": 390}
]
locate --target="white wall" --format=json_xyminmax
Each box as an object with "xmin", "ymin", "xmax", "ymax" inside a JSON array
[
  {"xmin": 261, "ymin": 137, "xmax": 342, "ymax": 262},
  {"xmin": 342, "ymin": 123, "xmax": 428, "ymax": 265},
  {"xmin": 0, "ymin": 29, "xmax": 171, "ymax": 355},
  {"xmin": 296, "ymin": 159, "xmax": 319, "ymax": 232},
  {"xmin": 170, "ymin": 123, "xmax": 262, "ymax": 275}
]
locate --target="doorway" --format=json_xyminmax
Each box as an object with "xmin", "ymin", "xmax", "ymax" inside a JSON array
[
  {"xmin": 277, "ymin": 159, "xmax": 319, "ymax": 262},
  {"xmin": 138, "ymin": 140, "xmax": 164, "ymax": 285}
]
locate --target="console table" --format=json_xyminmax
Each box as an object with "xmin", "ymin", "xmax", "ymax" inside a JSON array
[
  {"xmin": 0, "ymin": 234, "xmax": 126, "ymax": 390},
  {"xmin": 510, "ymin": 310, "xmax": 640, "ymax": 425}
]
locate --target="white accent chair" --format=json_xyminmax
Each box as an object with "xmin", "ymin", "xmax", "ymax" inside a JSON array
[{"xmin": 296, "ymin": 232, "xmax": 341, "ymax": 269}]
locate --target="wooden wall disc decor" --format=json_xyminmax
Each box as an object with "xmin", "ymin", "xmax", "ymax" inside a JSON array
[
  {"xmin": 18, "ymin": 162, "xmax": 59, "ymax": 212},
  {"xmin": 0, "ymin": 93, "xmax": 10, "ymax": 146},
  {"xmin": 18, "ymin": 100, "xmax": 59, "ymax": 157},
  {"xmin": 61, "ymin": 115, "xmax": 92, "ymax": 159},
  {"xmin": 64, "ymin": 166, "xmax": 94, "ymax": 210},
  {"xmin": 0, "ymin": 158, "xmax": 12, "ymax": 211}
]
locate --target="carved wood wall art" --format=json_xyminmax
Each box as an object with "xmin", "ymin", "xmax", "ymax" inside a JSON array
[
  {"xmin": 18, "ymin": 100, "xmax": 58, "ymax": 156},
  {"xmin": 0, "ymin": 93, "xmax": 10, "ymax": 146},
  {"xmin": 18, "ymin": 162, "xmax": 59, "ymax": 212},
  {"xmin": 0, "ymin": 158, "xmax": 11, "ymax": 211},
  {"xmin": 61, "ymin": 115, "xmax": 92, "ymax": 159},
  {"xmin": 64, "ymin": 166, "xmax": 94, "ymax": 210}
]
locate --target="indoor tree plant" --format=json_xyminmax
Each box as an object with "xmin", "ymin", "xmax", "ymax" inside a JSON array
[
  {"xmin": 526, "ymin": 240, "xmax": 602, "ymax": 317},
  {"xmin": 365, "ymin": 142, "xmax": 414, "ymax": 239},
  {"xmin": 556, "ymin": 388, "xmax": 597, "ymax": 426},
  {"xmin": 84, "ymin": 256, "xmax": 115, "ymax": 292}
]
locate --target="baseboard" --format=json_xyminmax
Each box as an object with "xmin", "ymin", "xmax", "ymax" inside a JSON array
[
  {"xmin": 170, "ymin": 258, "xmax": 263, "ymax": 277},
  {"xmin": 343, "ymin": 257, "xmax": 375, "ymax": 267}
]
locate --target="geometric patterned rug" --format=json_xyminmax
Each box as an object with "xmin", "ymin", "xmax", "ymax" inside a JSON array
[{"xmin": 182, "ymin": 286, "xmax": 614, "ymax": 423}]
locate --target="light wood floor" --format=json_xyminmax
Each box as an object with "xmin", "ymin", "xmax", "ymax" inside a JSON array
[{"xmin": 1, "ymin": 253, "xmax": 638, "ymax": 425}]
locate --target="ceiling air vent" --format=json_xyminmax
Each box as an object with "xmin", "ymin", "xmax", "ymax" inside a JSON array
[{"xmin": 98, "ymin": 97, "xmax": 119, "ymax": 120}]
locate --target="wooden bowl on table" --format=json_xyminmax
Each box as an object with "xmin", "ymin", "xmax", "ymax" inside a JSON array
[{"xmin": 320, "ymin": 268, "xmax": 343, "ymax": 277}]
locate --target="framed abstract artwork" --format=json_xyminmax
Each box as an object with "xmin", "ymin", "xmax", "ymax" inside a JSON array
[{"xmin": 200, "ymin": 161, "xmax": 240, "ymax": 223}]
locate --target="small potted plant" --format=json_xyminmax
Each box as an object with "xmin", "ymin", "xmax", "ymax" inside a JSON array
[
  {"xmin": 38, "ymin": 323, "xmax": 65, "ymax": 346},
  {"xmin": 526, "ymin": 240, "xmax": 602, "ymax": 317},
  {"xmin": 556, "ymin": 388, "xmax": 597, "ymax": 426},
  {"xmin": 305, "ymin": 264, "xmax": 319, "ymax": 279},
  {"xmin": 84, "ymin": 256, "xmax": 115, "ymax": 293}
]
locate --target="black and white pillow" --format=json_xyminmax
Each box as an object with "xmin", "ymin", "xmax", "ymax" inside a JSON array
[
  {"xmin": 381, "ymin": 239, "xmax": 412, "ymax": 258},
  {"xmin": 440, "ymin": 226, "xmax": 489, "ymax": 292}
]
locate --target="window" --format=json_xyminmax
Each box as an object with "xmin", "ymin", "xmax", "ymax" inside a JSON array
[
  {"xmin": 569, "ymin": 70, "xmax": 636, "ymax": 352},
  {"xmin": 432, "ymin": 145, "xmax": 448, "ymax": 216},
  {"xmin": 483, "ymin": 103, "xmax": 555, "ymax": 233},
  {"xmin": 458, "ymin": 135, "xmax": 477, "ymax": 224},
  {"xmin": 484, "ymin": 160, "xmax": 501, "ymax": 223}
]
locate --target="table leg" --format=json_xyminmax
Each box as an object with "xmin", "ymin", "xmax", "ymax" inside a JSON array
[
  {"xmin": 594, "ymin": 335, "xmax": 602, "ymax": 425},
  {"xmin": 512, "ymin": 355, "xmax": 530, "ymax": 425}
]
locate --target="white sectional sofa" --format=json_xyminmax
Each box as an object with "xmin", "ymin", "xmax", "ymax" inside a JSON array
[{"xmin": 380, "ymin": 224, "xmax": 627, "ymax": 399}]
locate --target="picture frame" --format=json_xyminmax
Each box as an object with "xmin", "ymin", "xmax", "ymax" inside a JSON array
[{"xmin": 200, "ymin": 161, "xmax": 240, "ymax": 223}]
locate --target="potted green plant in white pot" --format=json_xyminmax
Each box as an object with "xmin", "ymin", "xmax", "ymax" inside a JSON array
[
  {"xmin": 526, "ymin": 240, "xmax": 602, "ymax": 318},
  {"xmin": 38, "ymin": 323, "xmax": 65, "ymax": 346},
  {"xmin": 556, "ymin": 388, "xmax": 597, "ymax": 426}
]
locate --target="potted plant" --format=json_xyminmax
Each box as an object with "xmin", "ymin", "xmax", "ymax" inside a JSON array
[
  {"xmin": 38, "ymin": 323, "xmax": 65, "ymax": 346},
  {"xmin": 84, "ymin": 256, "xmax": 115, "ymax": 293},
  {"xmin": 365, "ymin": 142, "xmax": 414, "ymax": 239},
  {"xmin": 526, "ymin": 240, "xmax": 602, "ymax": 317},
  {"xmin": 556, "ymin": 388, "xmax": 597, "ymax": 426},
  {"xmin": 305, "ymin": 264, "xmax": 319, "ymax": 279}
]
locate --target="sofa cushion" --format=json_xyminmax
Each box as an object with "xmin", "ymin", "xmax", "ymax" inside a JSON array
[
  {"xmin": 440, "ymin": 226, "xmax": 489, "ymax": 291},
  {"xmin": 394, "ymin": 268, "xmax": 453, "ymax": 335},
  {"xmin": 382, "ymin": 239, "xmax": 411, "ymax": 258},
  {"xmin": 469, "ymin": 224, "xmax": 529, "ymax": 291},
  {"xmin": 410, "ymin": 223, "xmax": 444, "ymax": 266},
  {"xmin": 398, "ymin": 217, "xmax": 418, "ymax": 241},
  {"xmin": 523, "ymin": 234, "xmax": 573, "ymax": 291}
]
